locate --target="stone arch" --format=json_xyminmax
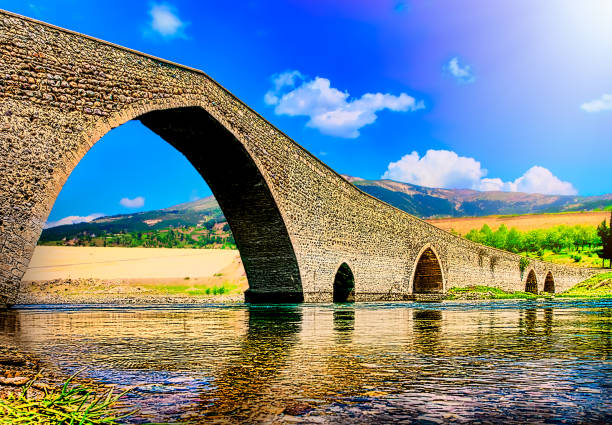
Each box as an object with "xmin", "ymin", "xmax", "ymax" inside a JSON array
[
  {"xmin": 25, "ymin": 102, "xmax": 304, "ymax": 303},
  {"xmin": 544, "ymin": 271, "xmax": 555, "ymax": 293},
  {"xmin": 411, "ymin": 245, "xmax": 445, "ymax": 294},
  {"xmin": 525, "ymin": 269, "xmax": 538, "ymax": 294},
  {"xmin": 333, "ymin": 262, "xmax": 355, "ymax": 303}
]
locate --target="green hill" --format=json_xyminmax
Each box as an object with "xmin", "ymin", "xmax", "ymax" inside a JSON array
[{"xmin": 39, "ymin": 177, "xmax": 612, "ymax": 244}]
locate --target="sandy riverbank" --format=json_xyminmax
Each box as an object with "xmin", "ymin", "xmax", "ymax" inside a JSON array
[{"xmin": 18, "ymin": 246, "xmax": 248, "ymax": 304}]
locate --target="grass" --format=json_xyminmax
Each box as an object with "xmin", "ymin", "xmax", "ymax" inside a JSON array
[
  {"xmin": 140, "ymin": 281, "xmax": 239, "ymax": 296},
  {"xmin": 446, "ymin": 285, "xmax": 540, "ymax": 300},
  {"xmin": 447, "ymin": 272, "xmax": 612, "ymax": 300},
  {"xmin": 0, "ymin": 372, "xmax": 132, "ymax": 425},
  {"xmin": 523, "ymin": 248, "xmax": 605, "ymax": 268},
  {"xmin": 556, "ymin": 272, "xmax": 612, "ymax": 298}
]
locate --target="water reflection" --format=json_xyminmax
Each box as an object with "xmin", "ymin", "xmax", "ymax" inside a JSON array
[
  {"xmin": 0, "ymin": 310, "xmax": 18, "ymax": 338},
  {"xmin": 544, "ymin": 307, "xmax": 553, "ymax": 336},
  {"xmin": 201, "ymin": 306, "xmax": 302, "ymax": 422},
  {"xmin": 333, "ymin": 307, "xmax": 354, "ymax": 344},
  {"xmin": 0, "ymin": 301, "xmax": 610, "ymax": 424},
  {"xmin": 523, "ymin": 307, "xmax": 537, "ymax": 334},
  {"xmin": 413, "ymin": 309, "xmax": 442, "ymax": 353}
]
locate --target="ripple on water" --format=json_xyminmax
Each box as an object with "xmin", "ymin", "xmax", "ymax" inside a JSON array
[{"xmin": 1, "ymin": 300, "xmax": 610, "ymax": 424}]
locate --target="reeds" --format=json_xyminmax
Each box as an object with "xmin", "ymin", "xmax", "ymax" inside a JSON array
[{"xmin": 0, "ymin": 372, "xmax": 133, "ymax": 424}]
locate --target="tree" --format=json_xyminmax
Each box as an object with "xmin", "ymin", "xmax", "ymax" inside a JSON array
[
  {"xmin": 492, "ymin": 224, "xmax": 509, "ymax": 249},
  {"xmin": 480, "ymin": 224, "xmax": 494, "ymax": 246},
  {"xmin": 596, "ymin": 212, "xmax": 612, "ymax": 268},
  {"xmin": 465, "ymin": 229, "xmax": 481, "ymax": 244},
  {"xmin": 506, "ymin": 227, "xmax": 523, "ymax": 253}
]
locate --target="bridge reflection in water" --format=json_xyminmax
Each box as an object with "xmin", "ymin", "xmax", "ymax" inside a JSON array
[{"xmin": 0, "ymin": 302, "xmax": 610, "ymax": 423}]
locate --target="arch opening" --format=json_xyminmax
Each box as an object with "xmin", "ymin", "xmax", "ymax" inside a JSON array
[
  {"xmin": 544, "ymin": 272, "xmax": 555, "ymax": 293},
  {"xmin": 139, "ymin": 107, "xmax": 303, "ymax": 302},
  {"xmin": 413, "ymin": 248, "xmax": 444, "ymax": 294},
  {"xmin": 24, "ymin": 105, "xmax": 303, "ymax": 304},
  {"xmin": 333, "ymin": 263, "xmax": 355, "ymax": 303},
  {"xmin": 525, "ymin": 270, "xmax": 538, "ymax": 294}
]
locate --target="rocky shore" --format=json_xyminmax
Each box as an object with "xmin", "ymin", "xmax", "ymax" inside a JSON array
[{"xmin": 16, "ymin": 278, "xmax": 245, "ymax": 305}]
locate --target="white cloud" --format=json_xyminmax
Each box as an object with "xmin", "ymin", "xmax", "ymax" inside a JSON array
[
  {"xmin": 120, "ymin": 196, "xmax": 145, "ymax": 208},
  {"xmin": 580, "ymin": 93, "xmax": 612, "ymax": 112},
  {"xmin": 382, "ymin": 149, "xmax": 577, "ymax": 195},
  {"xmin": 445, "ymin": 57, "xmax": 475, "ymax": 84},
  {"xmin": 148, "ymin": 3, "xmax": 187, "ymax": 38},
  {"xmin": 383, "ymin": 150, "xmax": 485, "ymax": 189},
  {"xmin": 44, "ymin": 213, "xmax": 104, "ymax": 229},
  {"xmin": 265, "ymin": 70, "xmax": 424, "ymax": 138}
]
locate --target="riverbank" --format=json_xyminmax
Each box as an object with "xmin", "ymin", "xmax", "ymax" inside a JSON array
[
  {"xmin": 24, "ymin": 246, "xmax": 242, "ymax": 281},
  {"xmin": 18, "ymin": 246, "xmax": 247, "ymax": 304},
  {"xmin": 447, "ymin": 272, "xmax": 612, "ymax": 300},
  {"xmin": 0, "ymin": 328, "xmax": 114, "ymax": 403},
  {"xmin": 0, "ymin": 342, "xmax": 130, "ymax": 422}
]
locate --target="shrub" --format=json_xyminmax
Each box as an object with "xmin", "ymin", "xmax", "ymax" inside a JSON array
[
  {"xmin": 519, "ymin": 256, "xmax": 530, "ymax": 279},
  {"xmin": 571, "ymin": 254, "xmax": 582, "ymax": 263}
]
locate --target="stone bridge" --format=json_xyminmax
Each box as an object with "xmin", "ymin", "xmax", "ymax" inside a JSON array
[{"xmin": 0, "ymin": 10, "xmax": 597, "ymax": 307}]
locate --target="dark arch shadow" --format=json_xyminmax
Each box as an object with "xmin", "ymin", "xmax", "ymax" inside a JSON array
[
  {"xmin": 413, "ymin": 309, "xmax": 443, "ymax": 353},
  {"xmin": 333, "ymin": 307, "xmax": 355, "ymax": 344},
  {"xmin": 413, "ymin": 248, "xmax": 444, "ymax": 294},
  {"xmin": 333, "ymin": 263, "xmax": 355, "ymax": 303},
  {"xmin": 544, "ymin": 272, "xmax": 555, "ymax": 293},
  {"xmin": 198, "ymin": 305, "xmax": 302, "ymax": 420},
  {"xmin": 525, "ymin": 270, "xmax": 538, "ymax": 294},
  {"xmin": 134, "ymin": 107, "xmax": 303, "ymax": 302}
]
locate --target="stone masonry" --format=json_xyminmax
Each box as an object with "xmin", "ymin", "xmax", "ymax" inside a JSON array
[{"xmin": 0, "ymin": 10, "xmax": 599, "ymax": 306}]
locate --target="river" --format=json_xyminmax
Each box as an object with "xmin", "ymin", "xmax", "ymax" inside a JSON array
[{"xmin": 1, "ymin": 300, "xmax": 610, "ymax": 424}]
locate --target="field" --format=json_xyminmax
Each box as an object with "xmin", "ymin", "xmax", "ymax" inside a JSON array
[
  {"xmin": 23, "ymin": 246, "xmax": 241, "ymax": 281},
  {"xmin": 426, "ymin": 211, "xmax": 609, "ymax": 234},
  {"xmin": 20, "ymin": 246, "xmax": 248, "ymax": 303}
]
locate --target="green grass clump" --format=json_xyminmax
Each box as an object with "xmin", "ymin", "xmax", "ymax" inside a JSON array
[
  {"xmin": 140, "ymin": 281, "xmax": 239, "ymax": 296},
  {"xmin": 149, "ymin": 284, "xmax": 192, "ymax": 294},
  {"xmin": 0, "ymin": 373, "xmax": 132, "ymax": 425},
  {"xmin": 195, "ymin": 282, "xmax": 238, "ymax": 296},
  {"xmin": 446, "ymin": 285, "xmax": 539, "ymax": 300},
  {"xmin": 557, "ymin": 272, "xmax": 612, "ymax": 298}
]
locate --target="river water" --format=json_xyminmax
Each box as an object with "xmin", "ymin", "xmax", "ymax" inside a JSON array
[{"xmin": 1, "ymin": 300, "xmax": 610, "ymax": 424}]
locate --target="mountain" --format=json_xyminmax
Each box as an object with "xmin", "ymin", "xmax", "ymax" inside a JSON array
[
  {"xmin": 347, "ymin": 177, "xmax": 612, "ymax": 218},
  {"xmin": 39, "ymin": 196, "xmax": 225, "ymax": 242},
  {"xmin": 40, "ymin": 177, "xmax": 612, "ymax": 242}
]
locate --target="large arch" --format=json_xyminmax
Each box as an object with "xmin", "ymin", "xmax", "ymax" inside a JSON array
[
  {"xmin": 0, "ymin": 10, "xmax": 602, "ymax": 306},
  {"xmin": 30, "ymin": 105, "xmax": 303, "ymax": 303},
  {"xmin": 525, "ymin": 270, "xmax": 538, "ymax": 294},
  {"xmin": 412, "ymin": 246, "xmax": 444, "ymax": 294},
  {"xmin": 333, "ymin": 263, "xmax": 355, "ymax": 303},
  {"xmin": 544, "ymin": 272, "xmax": 555, "ymax": 293}
]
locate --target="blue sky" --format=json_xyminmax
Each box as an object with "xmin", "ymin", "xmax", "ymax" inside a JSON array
[{"xmin": 4, "ymin": 1, "xmax": 611, "ymax": 227}]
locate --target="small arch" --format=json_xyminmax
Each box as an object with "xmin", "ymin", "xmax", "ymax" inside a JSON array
[
  {"xmin": 413, "ymin": 247, "xmax": 444, "ymax": 294},
  {"xmin": 333, "ymin": 263, "xmax": 355, "ymax": 303},
  {"xmin": 544, "ymin": 272, "xmax": 555, "ymax": 293},
  {"xmin": 525, "ymin": 269, "xmax": 538, "ymax": 294}
]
